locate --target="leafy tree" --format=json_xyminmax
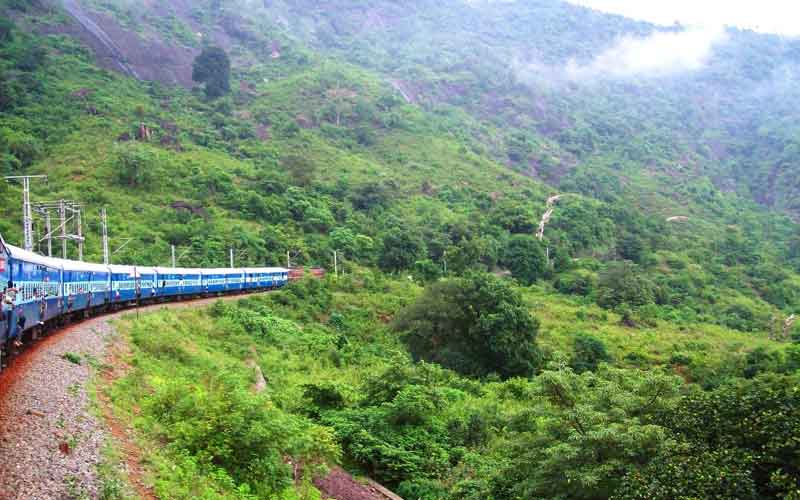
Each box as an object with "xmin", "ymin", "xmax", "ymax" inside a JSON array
[
  {"xmin": 192, "ymin": 46, "xmax": 231, "ymax": 99},
  {"xmin": 571, "ymin": 333, "xmax": 612, "ymax": 373},
  {"xmin": 302, "ymin": 382, "xmax": 347, "ymax": 418},
  {"xmin": 618, "ymin": 233, "xmax": 645, "ymax": 263},
  {"xmin": 444, "ymin": 237, "xmax": 487, "ymax": 274},
  {"xmin": 491, "ymin": 201, "xmax": 537, "ymax": 234},
  {"xmin": 501, "ymin": 234, "xmax": 547, "ymax": 285},
  {"xmin": 743, "ymin": 347, "xmax": 781, "ymax": 378},
  {"xmin": 721, "ymin": 302, "xmax": 764, "ymax": 332},
  {"xmin": 330, "ymin": 227, "xmax": 357, "ymax": 255},
  {"xmin": 495, "ymin": 366, "xmax": 682, "ymax": 500},
  {"xmin": 393, "ymin": 272, "xmax": 541, "ymax": 378},
  {"xmin": 322, "ymin": 384, "xmax": 453, "ymax": 485},
  {"xmin": 629, "ymin": 374, "xmax": 800, "ymax": 499},
  {"xmin": 0, "ymin": 127, "xmax": 39, "ymax": 170},
  {"xmin": 597, "ymin": 261, "xmax": 655, "ymax": 309},
  {"xmin": 281, "ymin": 155, "xmax": 316, "ymax": 186},
  {"xmin": 351, "ymin": 181, "xmax": 391, "ymax": 210},
  {"xmin": 412, "ymin": 259, "xmax": 442, "ymax": 283},
  {"xmin": 113, "ymin": 143, "xmax": 156, "ymax": 188},
  {"xmin": 555, "ymin": 269, "xmax": 596, "ymax": 296},
  {"xmin": 613, "ymin": 448, "xmax": 758, "ymax": 500},
  {"xmin": 379, "ymin": 230, "xmax": 424, "ymax": 272},
  {"xmin": 16, "ymin": 45, "xmax": 46, "ymax": 72}
]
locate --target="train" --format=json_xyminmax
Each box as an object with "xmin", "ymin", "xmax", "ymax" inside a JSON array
[{"xmin": 0, "ymin": 232, "xmax": 289, "ymax": 368}]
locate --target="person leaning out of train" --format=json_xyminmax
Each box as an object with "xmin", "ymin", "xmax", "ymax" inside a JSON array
[{"xmin": 2, "ymin": 282, "xmax": 18, "ymax": 326}]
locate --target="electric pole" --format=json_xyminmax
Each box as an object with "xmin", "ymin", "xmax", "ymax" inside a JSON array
[
  {"xmin": 45, "ymin": 210, "xmax": 52, "ymax": 257},
  {"xmin": 333, "ymin": 250, "xmax": 338, "ymax": 278},
  {"xmin": 171, "ymin": 245, "xmax": 176, "ymax": 268},
  {"xmin": 101, "ymin": 208, "xmax": 109, "ymax": 265},
  {"xmin": 4, "ymin": 175, "xmax": 47, "ymax": 251},
  {"xmin": 34, "ymin": 200, "xmax": 80, "ymax": 260},
  {"xmin": 287, "ymin": 250, "xmax": 291, "ymax": 269},
  {"xmin": 230, "ymin": 248, "xmax": 234, "ymax": 268},
  {"xmin": 59, "ymin": 199, "xmax": 67, "ymax": 258},
  {"xmin": 76, "ymin": 207, "xmax": 83, "ymax": 261}
]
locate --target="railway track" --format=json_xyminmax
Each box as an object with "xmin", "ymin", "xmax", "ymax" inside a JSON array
[{"xmin": 0, "ymin": 293, "xmax": 261, "ymax": 499}]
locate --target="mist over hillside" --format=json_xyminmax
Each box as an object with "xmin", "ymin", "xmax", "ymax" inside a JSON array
[{"xmin": 56, "ymin": 0, "xmax": 800, "ymax": 216}]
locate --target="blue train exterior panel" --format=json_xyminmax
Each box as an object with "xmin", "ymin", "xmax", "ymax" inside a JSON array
[
  {"xmin": 0, "ymin": 238, "xmax": 11, "ymax": 343},
  {"xmin": 62, "ymin": 260, "xmax": 111, "ymax": 313},
  {"xmin": 202, "ymin": 268, "xmax": 242, "ymax": 293},
  {"xmin": 0, "ymin": 231, "xmax": 292, "ymax": 351},
  {"xmin": 109, "ymin": 265, "xmax": 158, "ymax": 303},
  {"xmin": 3, "ymin": 245, "xmax": 64, "ymax": 340},
  {"xmin": 154, "ymin": 267, "xmax": 202, "ymax": 297}
]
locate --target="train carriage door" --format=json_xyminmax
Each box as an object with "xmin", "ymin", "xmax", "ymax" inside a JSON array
[
  {"xmin": 133, "ymin": 267, "xmax": 141, "ymax": 298},
  {"xmin": 0, "ymin": 236, "xmax": 9, "ymax": 342},
  {"xmin": 0, "ymin": 236, "xmax": 8, "ymax": 290}
]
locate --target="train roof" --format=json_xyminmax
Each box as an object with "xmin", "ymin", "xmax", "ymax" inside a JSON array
[
  {"xmin": 3, "ymin": 246, "xmax": 290, "ymax": 276},
  {"xmin": 6, "ymin": 244, "xmax": 67, "ymax": 269},
  {"xmin": 201, "ymin": 268, "xmax": 244, "ymax": 274},
  {"xmin": 107, "ymin": 264, "xmax": 157, "ymax": 276},
  {"xmin": 60, "ymin": 258, "xmax": 111, "ymax": 273},
  {"xmin": 244, "ymin": 267, "xmax": 275, "ymax": 273},
  {"xmin": 264, "ymin": 267, "xmax": 290, "ymax": 273},
  {"xmin": 152, "ymin": 266, "xmax": 204, "ymax": 275}
]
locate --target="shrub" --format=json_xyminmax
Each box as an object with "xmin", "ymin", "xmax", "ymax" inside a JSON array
[
  {"xmin": 597, "ymin": 261, "xmax": 655, "ymax": 309},
  {"xmin": 669, "ymin": 352, "xmax": 691, "ymax": 366},
  {"xmin": 113, "ymin": 143, "xmax": 157, "ymax": 188},
  {"xmin": 555, "ymin": 269, "xmax": 596, "ymax": 296},
  {"xmin": 501, "ymin": 234, "xmax": 547, "ymax": 285},
  {"xmin": 394, "ymin": 272, "xmax": 542, "ymax": 378},
  {"xmin": 379, "ymin": 230, "xmax": 425, "ymax": 272},
  {"xmin": 62, "ymin": 352, "xmax": 82, "ymax": 365},
  {"xmin": 192, "ymin": 46, "xmax": 231, "ymax": 99},
  {"xmin": 570, "ymin": 333, "xmax": 611, "ymax": 373}
]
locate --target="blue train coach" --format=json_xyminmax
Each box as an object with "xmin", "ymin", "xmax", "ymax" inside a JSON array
[
  {"xmin": 0, "ymin": 226, "xmax": 295, "ymax": 370},
  {"xmin": 1, "ymin": 242, "xmax": 63, "ymax": 345},
  {"xmin": 62, "ymin": 259, "xmax": 111, "ymax": 313},
  {"xmin": 109, "ymin": 265, "xmax": 157, "ymax": 304}
]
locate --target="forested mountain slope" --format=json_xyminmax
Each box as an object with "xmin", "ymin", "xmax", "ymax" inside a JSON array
[
  {"xmin": 3, "ymin": 0, "xmax": 799, "ymax": 329},
  {"xmin": 260, "ymin": 0, "xmax": 800, "ymax": 216}
]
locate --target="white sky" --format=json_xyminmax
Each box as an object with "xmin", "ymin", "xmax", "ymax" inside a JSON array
[{"xmin": 567, "ymin": 0, "xmax": 800, "ymax": 36}]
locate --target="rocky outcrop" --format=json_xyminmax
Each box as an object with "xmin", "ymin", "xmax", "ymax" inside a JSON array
[{"xmin": 46, "ymin": 0, "xmax": 199, "ymax": 86}]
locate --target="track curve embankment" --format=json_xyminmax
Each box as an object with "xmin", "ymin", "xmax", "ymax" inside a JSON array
[{"xmin": 0, "ymin": 296, "xmax": 247, "ymax": 499}]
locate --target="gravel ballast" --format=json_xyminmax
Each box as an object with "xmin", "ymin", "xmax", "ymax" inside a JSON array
[
  {"xmin": 0, "ymin": 294, "xmax": 403, "ymax": 500},
  {"xmin": 0, "ymin": 296, "xmax": 252, "ymax": 500},
  {"xmin": 0, "ymin": 316, "xmax": 110, "ymax": 499}
]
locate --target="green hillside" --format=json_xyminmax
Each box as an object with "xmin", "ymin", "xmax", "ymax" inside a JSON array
[{"xmin": 1, "ymin": 0, "xmax": 800, "ymax": 498}]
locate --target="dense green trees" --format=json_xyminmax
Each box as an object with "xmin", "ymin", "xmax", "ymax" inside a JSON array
[
  {"xmin": 192, "ymin": 46, "xmax": 231, "ymax": 99},
  {"xmin": 617, "ymin": 374, "xmax": 800, "ymax": 499},
  {"xmin": 597, "ymin": 261, "xmax": 655, "ymax": 309},
  {"xmin": 501, "ymin": 234, "xmax": 547, "ymax": 285},
  {"xmin": 117, "ymin": 277, "xmax": 800, "ymax": 500},
  {"xmin": 495, "ymin": 366, "xmax": 682, "ymax": 500},
  {"xmin": 570, "ymin": 334, "xmax": 611, "ymax": 373},
  {"xmin": 379, "ymin": 230, "xmax": 425, "ymax": 272},
  {"xmin": 394, "ymin": 272, "xmax": 541, "ymax": 378}
]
